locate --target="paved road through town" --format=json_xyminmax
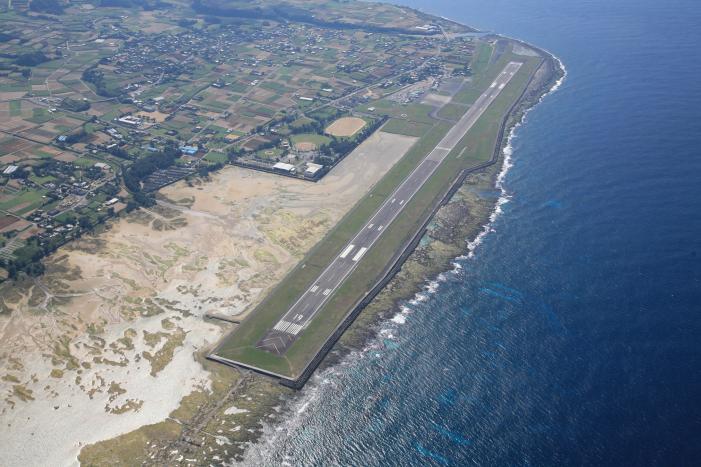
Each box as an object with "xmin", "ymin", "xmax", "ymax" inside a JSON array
[{"xmin": 257, "ymin": 61, "xmax": 523, "ymax": 354}]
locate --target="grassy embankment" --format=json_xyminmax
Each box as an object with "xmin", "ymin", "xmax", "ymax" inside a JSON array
[{"xmin": 214, "ymin": 45, "xmax": 542, "ymax": 378}]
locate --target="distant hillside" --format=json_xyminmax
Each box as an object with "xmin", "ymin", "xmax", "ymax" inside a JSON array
[{"xmin": 192, "ymin": 0, "xmax": 474, "ymax": 35}]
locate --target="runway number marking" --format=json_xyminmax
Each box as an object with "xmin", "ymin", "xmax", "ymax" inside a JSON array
[{"xmin": 263, "ymin": 63, "xmax": 524, "ymax": 348}]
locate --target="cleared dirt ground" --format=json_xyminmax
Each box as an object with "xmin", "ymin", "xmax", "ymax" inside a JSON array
[
  {"xmin": 325, "ymin": 116, "xmax": 366, "ymax": 137},
  {"xmin": 0, "ymin": 130, "xmax": 416, "ymax": 466}
]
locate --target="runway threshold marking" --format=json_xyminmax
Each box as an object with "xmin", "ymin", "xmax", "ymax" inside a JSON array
[
  {"xmin": 352, "ymin": 247, "xmax": 368, "ymax": 262},
  {"xmin": 259, "ymin": 62, "xmax": 524, "ymax": 351},
  {"xmin": 339, "ymin": 244, "xmax": 355, "ymax": 259}
]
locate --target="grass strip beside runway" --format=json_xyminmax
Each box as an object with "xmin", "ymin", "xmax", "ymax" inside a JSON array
[{"xmin": 213, "ymin": 50, "xmax": 541, "ymax": 379}]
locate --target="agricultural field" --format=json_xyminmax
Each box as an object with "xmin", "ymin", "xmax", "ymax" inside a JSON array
[
  {"xmin": 215, "ymin": 47, "xmax": 545, "ymax": 380},
  {"xmin": 0, "ymin": 0, "xmax": 481, "ymax": 279}
]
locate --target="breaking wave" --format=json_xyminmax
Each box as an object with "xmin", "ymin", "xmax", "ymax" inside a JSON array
[{"xmin": 242, "ymin": 51, "xmax": 566, "ymax": 466}]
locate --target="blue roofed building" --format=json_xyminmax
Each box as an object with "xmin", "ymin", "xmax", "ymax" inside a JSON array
[{"xmin": 180, "ymin": 145, "xmax": 199, "ymax": 156}]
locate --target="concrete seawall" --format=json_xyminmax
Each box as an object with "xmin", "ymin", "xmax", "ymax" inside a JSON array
[{"xmin": 208, "ymin": 54, "xmax": 549, "ymax": 389}]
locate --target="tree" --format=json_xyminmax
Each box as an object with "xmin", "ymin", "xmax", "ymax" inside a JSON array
[
  {"xmin": 16, "ymin": 52, "xmax": 50, "ymax": 67},
  {"xmin": 60, "ymin": 97, "xmax": 90, "ymax": 112},
  {"xmin": 78, "ymin": 215, "xmax": 92, "ymax": 230},
  {"xmin": 29, "ymin": 0, "xmax": 64, "ymax": 15}
]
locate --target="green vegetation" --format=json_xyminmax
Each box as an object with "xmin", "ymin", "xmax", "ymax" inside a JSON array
[
  {"xmin": 60, "ymin": 97, "xmax": 91, "ymax": 112},
  {"xmin": 437, "ymin": 103, "xmax": 469, "ymax": 121},
  {"xmin": 29, "ymin": 0, "xmax": 65, "ymax": 15},
  {"xmin": 380, "ymin": 118, "xmax": 433, "ymax": 137},
  {"xmin": 16, "ymin": 52, "xmax": 51, "ymax": 67},
  {"xmin": 215, "ymin": 51, "xmax": 542, "ymax": 378},
  {"xmin": 290, "ymin": 133, "xmax": 332, "ymax": 146},
  {"xmin": 9, "ymin": 100, "xmax": 21, "ymax": 117},
  {"xmin": 27, "ymin": 108, "xmax": 54, "ymax": 124},
  {"xmin": 0, "ymin": 190, "xmax": 47, "ymax": 213}
]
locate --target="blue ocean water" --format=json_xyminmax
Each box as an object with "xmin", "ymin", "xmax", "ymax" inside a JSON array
[{"xmin": 248, "ymin": 0, "xmax": 701, "ymax": 464}]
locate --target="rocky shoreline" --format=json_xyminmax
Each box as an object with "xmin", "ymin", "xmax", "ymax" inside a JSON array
[{"xmin": 77, "ymin": 40, "xmax": 563, "ymax": 465}]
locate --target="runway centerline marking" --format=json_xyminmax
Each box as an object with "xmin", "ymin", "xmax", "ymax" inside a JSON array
[{"xmin": 257, "ymin": 62, "xmax": 524, "ymax": 355}]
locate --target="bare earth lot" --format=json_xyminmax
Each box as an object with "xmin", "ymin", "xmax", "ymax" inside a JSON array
[
  {"xmin": 325, "ymin": 116, "xmax": 367, "ymax": 137},
  {"xmin": 0, "ymin": 131, "xmax": 416, "ymax": 466}
]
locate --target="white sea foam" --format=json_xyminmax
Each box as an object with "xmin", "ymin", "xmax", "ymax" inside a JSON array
[
  {"xmin": 465, "ymin": 51, "xmax": 566, "ymax": 260},
  {"xmin": 242, "ymin": 49, "xmax": 567, "ymax": 467},
  {"xmin": 391, "ymin": 314, "xmax": 407, "ymax": 324}
]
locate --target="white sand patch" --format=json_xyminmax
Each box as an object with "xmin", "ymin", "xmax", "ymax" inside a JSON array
[
  {"xmin": 1, "ymin": 310, "xmax": 217, "ymax": 467},
  {"xmin": 224, "ymin": 405, "xmax": 249, "ymax": 416},
  {"xmin": 0, "ymin": 130, "xmax": 417, "ymax": 466}
]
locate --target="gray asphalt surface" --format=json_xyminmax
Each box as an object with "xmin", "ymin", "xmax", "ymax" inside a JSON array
[{"xmin": 257, "ymin": 62, "xmax": 523, "ymax": 355}]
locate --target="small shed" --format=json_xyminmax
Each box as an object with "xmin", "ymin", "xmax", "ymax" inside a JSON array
[{"xmin": 304, "ymin": 163, "xmax": 323, "ymax": 179}]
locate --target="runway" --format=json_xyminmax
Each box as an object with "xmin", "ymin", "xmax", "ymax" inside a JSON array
[{"xmin": 257, "ymin": 62, "xmax": 523, "ymax": 355}]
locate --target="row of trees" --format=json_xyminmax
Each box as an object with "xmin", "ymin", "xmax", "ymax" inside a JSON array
[
  {"xmin": 16, "ymin": 52, "xmax": 50, "ymax": 67},
  {"xmin": 316, "ymin": 116, "xmax": 387, "ymax": 163},
  {"xmin": 60, "ymin": 97, "xmax": 91, "ymax": 112},
  {"xmin": 122, "ymin": 144, "xmax": 182, "ymax": 206},
  {"xmin": 29, "ymin": 0, "xmax": 64, "ymax": 15}
]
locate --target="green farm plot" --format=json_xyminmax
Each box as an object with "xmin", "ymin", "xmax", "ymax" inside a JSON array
[
  {"xmin": 0, "ymin": 189, "xmax": 47, "ymax": 214},
  {"xmin": 242, "ymin": 103, "xmax": 276, "ymax": 118},
  {"xmin": 0, "ymin": 81, "xmax": 29, "ymax": 92},
  {"xmin": 207, "ymin": 125, "xmax": 229, "ymax": 136},
  {"xmin": 289, "ymin": 117, "xmax": 314, "ymax": 130},
  {"xmin": 226, "ymin": 82, "xmax": 249, "ymax": 93},
  {"xmin": 26, "ymin": 108, "xmax": 55, "ymax": 124},
  {"xmin": 214, "ymin": 54, "xmax": 542, "ymax": 379},
  {"xmin": 260, "ymin": 81, "xmax": 293, "ymax": 94},
  {"xmin": 29, "ymin": 174, "xmax": 57, "ymax": 185},
  {"xmin": 200, "ymin": 99, "xmax": 230, "ymax": 111},
  {"xmin": 73, "ymin": 156, "xmax": 100, "ymax": 167},
  {"xmin": 380, "ymin": 118, "xmax": 433, "ymax": 137},
  {"xmin": 9, "ymin": 100, "xmax": 21, "ymax": 116}
]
